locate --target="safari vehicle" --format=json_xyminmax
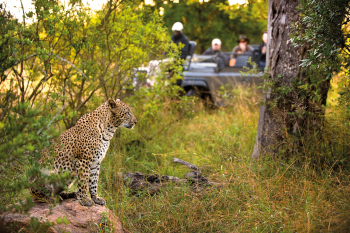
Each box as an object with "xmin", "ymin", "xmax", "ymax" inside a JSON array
[
  {"xmin": 134, "ymin": 41, "xmax": 263, "ymax": 106},
  {"xmin": 182, "ymin": 41, "xmax": 263, "ymax": 106}
]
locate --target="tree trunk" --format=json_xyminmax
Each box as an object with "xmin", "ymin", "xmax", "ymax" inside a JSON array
[{"xmin": 252, "ymin": 0, "xmax": 331, "ymax": 159}]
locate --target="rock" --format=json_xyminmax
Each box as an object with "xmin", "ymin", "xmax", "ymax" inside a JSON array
[{"xmin": 0, "ymin": 199, "xmax": 129, "ymax": 233}]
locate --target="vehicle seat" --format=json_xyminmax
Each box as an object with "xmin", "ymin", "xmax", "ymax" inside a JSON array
[
  {"xmin": 186, "ymin": 41, "xmax": 197, "ymax": 70},
  {"xmin": 188, "ymin": 41, "xmax": 196, "ymax": 57},
  {"xmin": 251, "ymin": 49, "xmax": 260, "ymax": 66},
  {"xmin": 223, "ymin": 55, "xmax": 230, "ymax": 67},
  {"xmin": 234, "ymin": 55, "xmax": 251, "ymax": 67}
]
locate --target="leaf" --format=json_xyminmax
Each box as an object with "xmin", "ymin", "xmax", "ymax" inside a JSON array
[
  {"xmin": 26, "ymin": 11, "xmax": 34, "ymax": 18},
  {"xmin": 56, "ymin": 217, "xmax": 62, "ymax": 224},
  {"xmin": 62, "ymin": 216, "xmax": 70, "ymax": 225}
]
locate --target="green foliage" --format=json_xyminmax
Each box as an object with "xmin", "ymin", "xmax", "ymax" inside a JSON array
[
  {"xmin": 99, "ymin": 86, "xmax": 350, "ymax": 232},
  {"xmin": 292, "ymin": 0, "xmax": 350, "ymax": 108},
  {"xmin": 0, "ymin": 5, "xmax": 19, "ymax": 83},
  {"xmin": 2, "ymin": 0, "xmax": 177, "ymax": 128},
  {"xmin": 56, "ymin": 216, "xmax": 69, "ymax": 225},
  {"xmin": 0, "ymin": 100, "xmax": 59, "ymax": 213},
  {"xmin": 245, "ymin": 0, "xmax": 350, "ymax": 158},
  {"xmin": 0, "ymin": 0, "xmax": 179, "ymax": 215},
  {"xmin": 129, "ymin": 68, "xmax": 196, "ymax": 136},
  {"xmin": 2, "ymin": 0, "xmax": 349, "ymax": 231},
  {"xmin": 147, "ymin": 0, "xmax": 268, "ymax": 53}
]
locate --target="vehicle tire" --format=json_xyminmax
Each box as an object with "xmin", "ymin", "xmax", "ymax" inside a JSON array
[
  {"xmin": 186, "ymin": 87, "xmax": 215, "ymax": 109},
  {"xmin": 185, "ymin": 87, "xmax": 201, "ymax": 98}
]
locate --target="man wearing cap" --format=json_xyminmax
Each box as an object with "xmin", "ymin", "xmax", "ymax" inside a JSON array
[
  {"xmin": 229, "ymin": 35, "xmax": 254, "ymax": 66},
  {"xmin": 171, "ymin": 22, "xmax": 190, "ymax": 60},
  {"xmin": 203, "ymin": 38, "xmax": 227, "ymax": 68}
]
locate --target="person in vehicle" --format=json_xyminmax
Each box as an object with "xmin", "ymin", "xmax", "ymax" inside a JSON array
[
  {"xmin": 203, "ymin": 38, "xmax": 227, "ymax": 68},
  {"xmin": 259, "ymin": 31, "xmax": 268, "ymax": 69},
  {"xmin": 171, "ymin": 22, "xmax": 190, "ymax": 61},
  {"xmin": 229, "ymin": 35, "xmax": 254, "ymax": 67}
]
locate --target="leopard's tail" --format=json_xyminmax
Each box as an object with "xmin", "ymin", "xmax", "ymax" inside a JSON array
[{"xmin": 29, "ymin": 186, "xmax": 56, "ymax": 203}]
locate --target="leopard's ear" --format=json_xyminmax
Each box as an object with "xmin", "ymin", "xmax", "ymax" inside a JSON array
[{"xmin": 108, "ymin": 99, "xmax": 118, "ymax": 109}]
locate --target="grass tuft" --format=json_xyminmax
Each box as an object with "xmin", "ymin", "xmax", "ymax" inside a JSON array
[{"xmin": 99, "ymin": 84, "xmax": 350, "ymax": 232}]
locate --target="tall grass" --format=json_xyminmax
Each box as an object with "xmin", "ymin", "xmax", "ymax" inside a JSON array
[{"xmin": 99, "ymin": 84, "xmax": 350, "ymax": 232}]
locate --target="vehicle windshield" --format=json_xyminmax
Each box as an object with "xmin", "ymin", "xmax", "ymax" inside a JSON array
[
  {"xmin": 186, "ymin": 51, "xmax": 258, "ymax": 70},
  {"xmin": 191, "ymin": 52, "xmax": 253, "ymax": 61}
]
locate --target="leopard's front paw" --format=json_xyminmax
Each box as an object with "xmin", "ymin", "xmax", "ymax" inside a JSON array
[
  {"xmin": 92, "ymin": 196, "xmax": 106, "ymax": 206},
  {"xmin": 79, "ymin": 196, "xmax": 93, "ymax": 206}
]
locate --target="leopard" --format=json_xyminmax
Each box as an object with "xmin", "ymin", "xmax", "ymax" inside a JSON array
[{"xmin": 29, "ymin": 99, "xmax": 137, "ymax": 206}]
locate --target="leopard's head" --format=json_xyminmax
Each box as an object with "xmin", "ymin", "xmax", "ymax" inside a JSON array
[{"xmin": 108, "ymin": 99, "xmax": 137, "ymax": 129}]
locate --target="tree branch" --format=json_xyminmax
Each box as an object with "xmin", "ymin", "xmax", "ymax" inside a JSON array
[
  {"xmin": 76, "ymin": 84, "xmax": 102, "ymax": 112},
  {"xmin": 54, "ymin": 55, "xmax": 88, "ymax": 79},
  {"xmin": 173, "ymin": 158, "xmax": 202, "ymax": 174},
  {"xmin": 15, "ymin": 54, "xmax": 37, "ymax": 65},
  {"xmin": 37, "ymin": 103, "xmax": 69, "ymax": 135},
  {"xmin": 98, "ymin": 0, "xmax": 123, "ymax": 30},
  {"xmin": 28, "ymin": 69, "xmax": 52, "ymax": 101},
  {"xmin": 0, "ymin": 91, "xmax": 13, "ymax": 121}
]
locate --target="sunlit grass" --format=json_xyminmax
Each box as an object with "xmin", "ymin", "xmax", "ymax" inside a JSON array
[{"xmin": 99, "ymin": 83, "xmax": 350, "ymax": 232}]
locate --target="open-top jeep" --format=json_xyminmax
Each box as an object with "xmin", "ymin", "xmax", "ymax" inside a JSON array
[
  {"xmin": 134, "ymin": 41, "xmax": 264, "ymax": 106},
  {"xmin": 181, "ymin": 41, "xmax": 263, "ymax": 106}
]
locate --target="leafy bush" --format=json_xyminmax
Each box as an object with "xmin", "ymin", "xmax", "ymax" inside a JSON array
[{"xmin": 0, "ymin": 0, "xmax": 182, "ymax": 213}]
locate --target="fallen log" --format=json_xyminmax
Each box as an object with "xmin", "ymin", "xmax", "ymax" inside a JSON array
[
  {"xmin": 173, "ymin": 157, "xmax": 202, "ymax": 174},
  {"xmin": 120, "ymin": 158, "xmax": 213, "ymax": 194}
]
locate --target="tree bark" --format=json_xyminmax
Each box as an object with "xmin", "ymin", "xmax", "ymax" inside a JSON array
[{"xmin": 252, "ymin": 0, "xmax": 330, "ymax": 159}]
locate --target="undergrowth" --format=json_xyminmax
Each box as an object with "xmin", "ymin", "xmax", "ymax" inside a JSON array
[{"xmin": 99, "ymin": 83, "xmax": 350, "ymax": 232}]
